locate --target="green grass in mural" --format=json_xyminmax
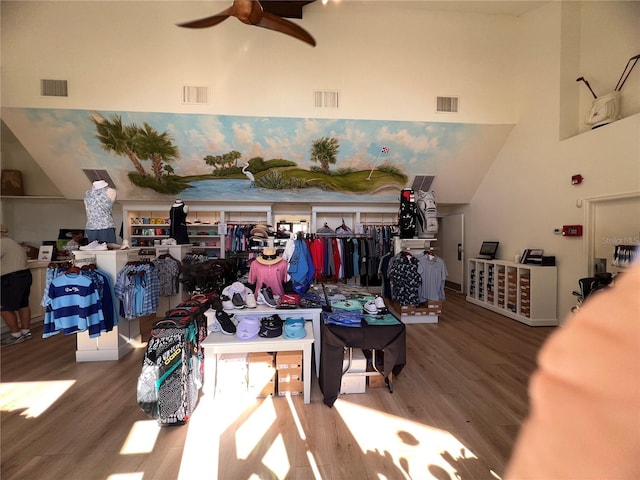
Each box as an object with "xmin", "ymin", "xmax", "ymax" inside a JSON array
[
  {"xmin": 273, "ymin": 167, "xmax": 406, "ymax": 193},
  {"xmin": 128, "ymin": 172, "xmax": 194, "ymax": 195},
  {"xmin": 130, "ymin": 165, "xmax": 406, "ymax": 194}
]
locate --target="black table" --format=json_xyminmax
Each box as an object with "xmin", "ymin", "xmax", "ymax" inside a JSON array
[{"xmin": 319, "ymin": 315, "xmax": 406, "ymax": 407}]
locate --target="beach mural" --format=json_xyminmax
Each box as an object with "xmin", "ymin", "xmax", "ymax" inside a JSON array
[{"xmin": 3, "ymin": 108, "xmax": 512, "ymax": 203}]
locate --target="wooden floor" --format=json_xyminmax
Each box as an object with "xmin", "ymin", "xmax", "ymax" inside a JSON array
[{"xmin": 1, "ymin": 292, "xmax": 555, "ymax": 480}]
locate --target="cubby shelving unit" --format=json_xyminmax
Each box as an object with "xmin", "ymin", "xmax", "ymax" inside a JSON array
[{"xmin": 466, "ymin": 258, "xmax": 558, "ymax": 326}]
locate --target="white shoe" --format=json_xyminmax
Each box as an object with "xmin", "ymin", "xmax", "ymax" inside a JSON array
[
  {"xmin": 80, "ymin": 241, "xmax": 107, "ymax": 251},
  {"xmin": 221, "ymin": 295, "xmax": 234, "ymax": 310},
  {"xmin": 245, "ymin": 293, "xmax": 257, "ymax": 308},
  {"xmin": 80, "ymin": 240, "xmax": 99, "ymax": 250},
  {"xmin": 364, "ymin": 301, "xmax": 378, "ymax": 314},
  {"xmin": 374, "ymin": 296, "xmax": 386, "ymax": 310}
]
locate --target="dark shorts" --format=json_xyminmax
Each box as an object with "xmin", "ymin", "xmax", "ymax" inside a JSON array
[
  {"xmin": 1, "ymin": 269, "xmax": 33, "ymax": 311},
  {"xmin": 86, "ymin": 227, "xmax": 117, "ymax": 243}
]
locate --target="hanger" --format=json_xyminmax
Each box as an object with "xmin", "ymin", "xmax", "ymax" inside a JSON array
[{"xmin": 66, "ymin": 265, "xmax": 81, "ymax": 274}]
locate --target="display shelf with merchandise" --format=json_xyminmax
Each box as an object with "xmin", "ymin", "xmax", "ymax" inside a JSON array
[
  {"xmin": 122, "ymin": 202, "xmax": 277, "ymax": 257},
  {"xmin": 466, "ymin": 258, "xmax": 557, "ymax": 326}
]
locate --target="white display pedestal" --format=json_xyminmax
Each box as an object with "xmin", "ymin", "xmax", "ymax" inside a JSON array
[{"xmin": 72, "ymin": 250, "xmax": 141, "ymax": 362}]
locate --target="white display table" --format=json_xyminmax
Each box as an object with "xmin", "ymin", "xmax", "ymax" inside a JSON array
[
  {"xmin": 201, "ymin": 322, "xmax": 314, "ymax": 404},
  {"xmin": 223, "ymin": 306, "xmax": 323, "ymax": 376}
]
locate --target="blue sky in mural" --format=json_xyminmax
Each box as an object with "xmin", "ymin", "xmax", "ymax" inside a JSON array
[
  {"xmin": 109, "ymin": 110, "xmax": 465, "ymax": 172},
  {"xmin": 18, "ymin": 108, "xmax": 474, "ymax": 202}
]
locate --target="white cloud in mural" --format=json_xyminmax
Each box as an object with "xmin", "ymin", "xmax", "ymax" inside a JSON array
[{"xmin": 378, "ymin": 125, "xmax": 440, "ymax": 154}]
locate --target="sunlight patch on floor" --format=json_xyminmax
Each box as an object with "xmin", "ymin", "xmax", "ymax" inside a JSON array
[
  {"xmin": 120, "ymin": 420, "xmax": 161, "ymax": 454},
  {"xmin": 106, "ymin": 473, "xmax": 144, "ymax": 480},
  {"xmin": 235, "ymin": 396, "xmax": 277, "ymax": 459},
  {"xmin": 0, "ymin": 380, "xmax": 75, "ymax": 418},
  {"xmin": 262, "ymin": 433, "xmax": 290, "ymax": 478},
  {"xmin": 334, "ymin": 399, "xmax": 481, "ymax": 479}
]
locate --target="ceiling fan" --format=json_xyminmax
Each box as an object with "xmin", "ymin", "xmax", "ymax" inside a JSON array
[{"xmin": 177, "ymin": 0, "xmax": 317, "ymax": 47}]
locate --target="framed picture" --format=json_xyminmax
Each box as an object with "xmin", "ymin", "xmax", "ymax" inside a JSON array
[{"xmin": 38, "ymin": 245, "xmax": 54, "ymax": 262}]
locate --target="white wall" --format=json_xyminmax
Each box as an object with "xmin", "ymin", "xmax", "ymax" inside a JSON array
[
  {"xmin": 1, "ymin": 1, "xmax": 521, "ymax": 123},
  {"xmin": 463, "ymin": 2, "xmax": 640, "ymax": 322}
]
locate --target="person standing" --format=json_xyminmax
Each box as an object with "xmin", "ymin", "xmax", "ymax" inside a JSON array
[
  {"xmin": 0, "ymin": 224, "xmax": 33, "ymax": 345},
  {"xmin": 84, "ymin": 180, "xmax": 117, "ymax": 244}
]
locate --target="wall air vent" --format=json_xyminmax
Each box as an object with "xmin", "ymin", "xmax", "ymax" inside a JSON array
[
  {"xmin": 314, "ymin": 90, "xmax": 339, "ymax": 108},
  {"xmin": 41, "ymin": 79, "xmax": 68, "ymax": 97},
  {"xmin": 182, "ymin": 86, "xmax": 208, "ymax": 104},
  {"xmin": 411, "ymin": 175, "xmax": 435, "ymax": 192},
  {"xmin": 436, "ymin": 96, "xmax": 459, "ymax": 113},
  {"xmin": 82, "ymin": 169, "xmax": 116, "ymax": 189}
]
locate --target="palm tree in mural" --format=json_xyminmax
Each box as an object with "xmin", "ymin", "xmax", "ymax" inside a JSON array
[
  {"xmin": 135, "ymin": 122, "xmax": 180, "ymax": 182},
  {"xmin": 310, "ymin": 137, "xmax": 339, "ymax": 174},
  {"xmin": 90, "ymin": 113, "xmax": 146, "ymax": 175},
  {"xmin": 204, "ymin": 150, "xmax": 241, "ymax": 174}
]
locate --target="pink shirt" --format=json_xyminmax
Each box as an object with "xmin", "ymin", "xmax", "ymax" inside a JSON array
[{"xmin": 248, "ymin": 259, "xmax": 288, "ymax": 295}]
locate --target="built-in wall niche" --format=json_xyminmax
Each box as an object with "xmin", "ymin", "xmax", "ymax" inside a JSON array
[
  {"xmin": 585, "ymin": 192, "xmax": 640, "ymax": 275},
  {"xmin": 275, "ymin": 218, "xmax": 310, "ymax": 235}
]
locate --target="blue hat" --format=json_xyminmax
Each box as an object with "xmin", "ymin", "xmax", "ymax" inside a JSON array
[{"xmin": 283, "ymin": 317, "xmax": 306, "ymax": 339}]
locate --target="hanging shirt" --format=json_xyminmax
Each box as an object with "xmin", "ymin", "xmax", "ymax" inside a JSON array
[
  {"xmin": 44, "ymin": 272, "xmax": 105, "ymax": 338},
  {"xmin": 417, "ymin": 253, "xmax": 448, "ymax": 301},
  {"xmin": 388, "ymin": 252, "xmax": 421, "ymax": 306}
]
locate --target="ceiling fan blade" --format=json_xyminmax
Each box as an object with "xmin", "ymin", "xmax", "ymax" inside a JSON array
[
  {"xmin": 257, "ymin": 11, "xmax": 316, "ymax": 47},
  {"xmin": 177, "ymin": 6, "xmax": 234, "ymax": 29}
]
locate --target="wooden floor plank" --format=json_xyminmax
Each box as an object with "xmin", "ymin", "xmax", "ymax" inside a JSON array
[{"xmin": 1, "ymin": 291, "xmax": 555, "ymax": 479}]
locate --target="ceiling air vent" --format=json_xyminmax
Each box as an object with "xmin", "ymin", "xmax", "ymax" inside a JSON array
[
  {"xmin": 182, "ymin": 86, "xmax": 208, "ymax": 104},
  {"xmin": 83, "ymin": 169, "xmax": 116, "ymax": 188},
  {"xmin": 41, "ymin": 79, "xmax": 68, "ymax": 97},
  {"xmin": 314, "ymin": 90, "xmax": 339, "ymax": 108},
  {"xmin": 411, "ymin": 175, "xmax": 435, "ymax": 192},
  {"xmin": 436, "ymin": 96, "xmax": 459, "ymax": 113}
]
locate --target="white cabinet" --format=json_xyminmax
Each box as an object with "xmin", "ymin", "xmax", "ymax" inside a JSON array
[{"xmin": 466, "ymin": 258, "xmax": 558, "ymax": 326}]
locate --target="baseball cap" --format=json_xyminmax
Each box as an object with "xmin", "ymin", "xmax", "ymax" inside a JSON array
[
  {"xmin": 236, "ymin": 316, "xmax": 260, "ymax": 341},
  {"xmin": 259, "ymin": 315, "xmax": 283, "ymax": 338},
  {"xmin": 283, "ymin": 317, "xmax": 306, "ymax": 339}
]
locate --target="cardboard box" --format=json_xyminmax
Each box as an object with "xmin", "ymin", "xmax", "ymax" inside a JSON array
[
  {"xmin": 427, "ymin": 300, "xmax": 443, "ymax": 315},
  {"xmin": 276, "ymin": 351, "xmax": 302, "ymax": 369},
  {"xmin": 248, "ymin": 378, "xmax": 275, "ymax": 397},
  {"xmin": 277, "ymin": 368, "xmax": 302, "ymax": 382},
  {"xmin": 368, "ymin": 373, "xmax": 393, "ymax": 388},
  {"xmin": 248, "ymin": 352, "xmax": 275, "ymax": 397},
  {"xmin": 342, "ymin": 348, "xmax": 366, "ymax": 373},
  {"xmin": 340, "ymin": 374, "xmax": 366, "ymax": 394},
  {"xmin": 217, "ymin": 353, "xmax": 248, "ymax": 394},
  {"xmin": 277, "ymin": 379, "xmax": 303, "ymax": 396}
]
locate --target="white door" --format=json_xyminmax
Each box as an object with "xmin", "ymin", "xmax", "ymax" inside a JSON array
[{"xmin": 440, "ymin": 213, "xmax": 464, "ymax": 293}]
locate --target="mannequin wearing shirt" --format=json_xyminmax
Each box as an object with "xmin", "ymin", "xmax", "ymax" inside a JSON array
[
  {"xmin": 169, "ymin": 199, "xmax": 190, "ymax": 245},
  {"xmin": 248, "ymin": 247, "xmax": 288, "ymax": 296},
  {"xmin": 84, "ymin": 180, "xmax": 117, "ymax": 243}
]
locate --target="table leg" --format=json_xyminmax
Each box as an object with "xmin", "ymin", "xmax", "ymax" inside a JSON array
[
  {"xmin": 312, "ymin": 317, "xmax": 321, "ymax": 378},
  {"xmin": 203, "ymin": 352, "xmax": 218, "ymax": 399},
  {"xmin": 303, "ymin": 342, "xmax": 312, "ymax": 404}
]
